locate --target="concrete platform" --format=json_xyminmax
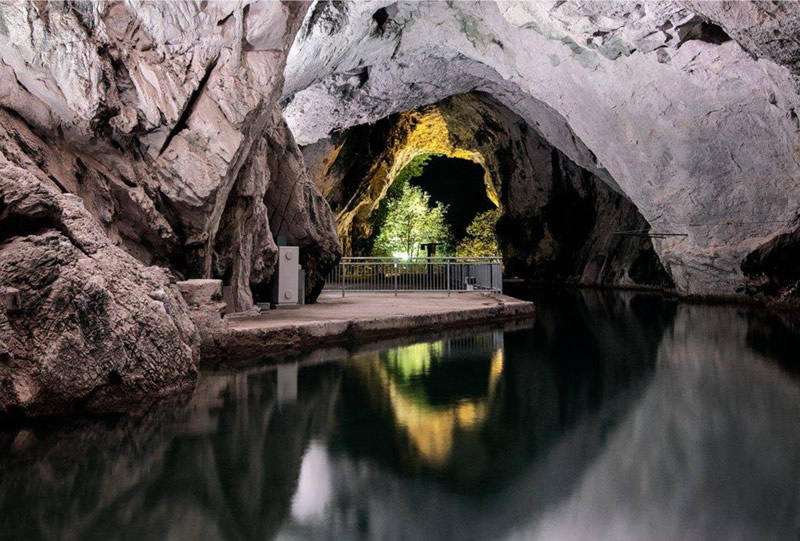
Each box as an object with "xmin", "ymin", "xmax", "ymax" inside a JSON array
[{"xmin": 201, "ymin": 292, "xmax": 535, "ymax": 364}]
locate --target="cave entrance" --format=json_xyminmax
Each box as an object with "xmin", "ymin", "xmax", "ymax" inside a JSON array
[
  {"xmin": 360, "ymin": 154, "xmax": 500, "ymax": 259},
  {"xmin": 410, "ymin": 155, "xmax": 495, "ymax": 242},
  {"xmin": 300, "ymin": 92, "xmax": 676, "ymax": 291}
]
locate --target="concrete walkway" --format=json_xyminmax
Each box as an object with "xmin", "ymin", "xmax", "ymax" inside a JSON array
[{"xmin": 202, "ymin": 292, "xmax": 534, "ymax": 363}]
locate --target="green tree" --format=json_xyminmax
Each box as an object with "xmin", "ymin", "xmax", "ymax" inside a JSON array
[
  {"xmin": 456, "ymin": 208, "xmax": 501, "ymax": 257},
  {"xmin": 361, "ymin": 154, "xmax": 442, "ymax": 256},
  {"xmin": 394, "ymin": 153, "xmax": 440, "ymax": 185},
  {"xmin": 372, "ymin": 183, "xmax": 451, "ymax": 259}
]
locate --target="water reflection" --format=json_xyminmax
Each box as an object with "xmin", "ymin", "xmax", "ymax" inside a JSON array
[
  {"xmin": 0, "ymin": 366, "xmax": 342, "ymax": 541},
  {"xmin": 524, "ymin": 301, "xmax": 800, "ymax": 541},
  {"xmin": 1, "ymin": 289, "xmax": 799, "ymax": 540},
  {"xmin": 346, "ymin": 333, "xmax": 504, "ymax": 468}
]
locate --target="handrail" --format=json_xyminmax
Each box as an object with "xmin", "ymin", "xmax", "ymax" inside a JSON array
[
  {"xmin": 337, "ymin": 256, "xmax": 502, "ymax": 262},
  {"xmin": 323, "ymin": 256, "xmax": 503, "ymax": 296}
]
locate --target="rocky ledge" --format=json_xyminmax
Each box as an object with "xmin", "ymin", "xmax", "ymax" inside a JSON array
[{"xmin": 202, "ymin": 292, "xmax": 535, "ymax": 366}]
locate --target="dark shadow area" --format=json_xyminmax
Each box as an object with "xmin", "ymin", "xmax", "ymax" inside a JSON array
[
  {"xmin": 742, "ymin": 221, "xmax": 800, "ymax": 300},
  {"xmin": 746, "ymin": 309, "xmax": 800, "ymax": 377},
  {"xmin": 408, "ymin": 156, "xmax": 494, "ymax": 241},
  {"xmin": 676, "ymin": 15, "xmax": 732, "ymax": 48}
]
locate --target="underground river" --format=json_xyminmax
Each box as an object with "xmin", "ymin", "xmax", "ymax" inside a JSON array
[{"xmin": 1, "ymin": 289, "xmax": 799, "ymax": 540}]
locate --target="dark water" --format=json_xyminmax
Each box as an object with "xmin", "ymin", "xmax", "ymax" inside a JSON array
[{"xmin": 1, "ymin": 289, "xmax": 800, "ymax": 541}]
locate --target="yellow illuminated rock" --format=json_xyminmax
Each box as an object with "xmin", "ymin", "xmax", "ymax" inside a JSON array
[
  {"xmin": 322, "ymin": 96, "xmax": 503, "ymax": 255},
  {"xmin": 386, "ymin": 108, "xmax": 500, "ymax": 208}
]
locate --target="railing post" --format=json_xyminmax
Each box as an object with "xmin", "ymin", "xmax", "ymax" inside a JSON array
[
  {"xmin": 394, "ymin": 262, "xmax": 398, "ymax": 296},
  {"xmin": 341, "ymin": 260, "xmax": 345, "ymax": 298},
  {"xmin": 447, "ymin": 259, "xmax": 451, "ymax": 297},
  {"xmin": 497, "ymin": 260, "xmax": 503, "ymax": 294}
]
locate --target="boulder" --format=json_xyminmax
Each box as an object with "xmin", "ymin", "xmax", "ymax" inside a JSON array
[
  {"xmin": 0, "ymin": 1, "xmax": 339, "ymax": 313},
  {"xmin": 0, "ymin": 163, "xmax": 199, "ymax": 417}
]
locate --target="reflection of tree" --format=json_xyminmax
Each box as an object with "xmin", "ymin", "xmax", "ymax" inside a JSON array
[
  {"xmin": 330, "ymin": 291, "xmax": 666, "ymax": 495},
  {"xmin": 382, "ymin": 339, "xmax": 499, "ymax": 408},
  {"xmin": 0, "ymin": 364, "xmax": 342, "ymax": 541},
  {"xmin": 372, "ymin": 340, "xmax": 503, "ymax": 468}
]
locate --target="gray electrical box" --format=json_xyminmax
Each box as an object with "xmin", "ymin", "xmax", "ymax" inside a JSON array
[{"xmin": 271, "ymin": 246, "xmax": 300, "ymax": 307}]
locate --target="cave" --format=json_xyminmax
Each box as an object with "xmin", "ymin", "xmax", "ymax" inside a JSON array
[
  {"xmin": 303, "ymin": 92, "xmax": 675, "ymax": 289},
  {"xmin": 3, "ymin": 1, "xmax": 800, "ymax": 537},
  {"xmin": 357, "ymin": 154, "xmax": 498, "ymax": 257}
]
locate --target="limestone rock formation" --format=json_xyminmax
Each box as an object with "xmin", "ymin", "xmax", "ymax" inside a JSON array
[
  {"xmin": 304, "ymin": 93, "xmax": 673, "ymax": 288},
  {"xmin": 0, "ymin": 1, "xmax": 340, "ymax": 311},
  {"xmin": 0, "ymin": 1, "xmax": 340, "ymax": 415},
  {"xmin": 284, "ymin": 0, "xmax": 800, "ymax": 297},
  {"xmin": 0, "ymin": 165, "xmax": 199, "ymax": 417},
  {"xmin": 176, "ymin": 279, "xmax": 226, "ymax": 349}
]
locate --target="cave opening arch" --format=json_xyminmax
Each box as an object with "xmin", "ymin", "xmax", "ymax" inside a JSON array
[
  {"xmin": 357, "ymin": 151, "xmax": 501, "ymax": 258},
  {"xmin": 301, "ymin": 92, "xmax": 675, "ymax": 290}
]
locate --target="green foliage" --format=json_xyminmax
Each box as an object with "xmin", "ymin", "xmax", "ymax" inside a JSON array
[
  {"xmin": 367, "ymin": 155, "xmax": 439, "ymax": 250},
  {"xmin": 394, "ymin": 153, "xmax": 441, "ymax": 186},
  {"xmin": 382, "ymin": 341, "xmax": 446, "ymax": 409},
  {"xmin": 365, "ymin": 154, "xmax": 448, "ymax": 257},
  {"xmin": 456, "ymin": 208, "xmax": 501, "ymax": 257},
  {"xmin": 366, "ymin": 153, "xmax": 500, "ymax": 259},
  {"xmin": 372, "ymin": 181, "xmax": 451, "ymax": 259}
]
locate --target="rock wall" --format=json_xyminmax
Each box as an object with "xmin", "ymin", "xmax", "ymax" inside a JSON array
[
  {"xmin": 283, "ymin": 0, "xmax": 800, "ymax": 298},
  {"xmin": 0, "ymin": 1, "xmax": 339, "ymax": 310},
  {"xmin": 304, "ymin": 93, "xmax": 673, "ymax": 288},
  {"xmin": 0, "ymin": 1, "xmax": 340, "ymax": 415}
]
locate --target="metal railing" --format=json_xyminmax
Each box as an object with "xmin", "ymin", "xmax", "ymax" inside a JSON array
[{"xmin": 323, "ymin": 256, "xmax": 502, "ymax": 296}]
